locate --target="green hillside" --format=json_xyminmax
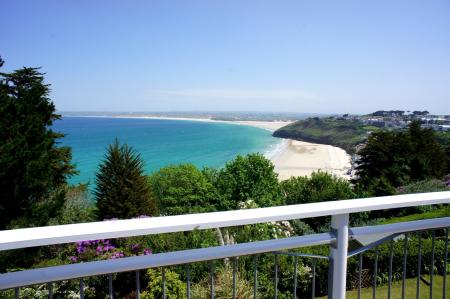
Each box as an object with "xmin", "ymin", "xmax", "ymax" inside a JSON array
[{"xmin": 273, "ymin": 117, "xmax": 377, "ymax": 153}]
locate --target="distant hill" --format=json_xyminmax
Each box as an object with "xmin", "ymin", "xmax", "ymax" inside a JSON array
[
  {"xmin": 273, "ymin": 117, "xmax": 376, "ymax": 153},
  {"xmin": 59, "ymin": 111, "xmax": 326, "ymax": 122}
]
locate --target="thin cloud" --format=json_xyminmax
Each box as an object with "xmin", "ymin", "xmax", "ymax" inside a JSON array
[{"xmin": 149, "ymin": 88, "xmax": 317, "ymax": 100}]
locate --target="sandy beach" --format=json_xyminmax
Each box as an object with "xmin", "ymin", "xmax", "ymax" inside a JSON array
[
  {"xmin": 92, "ymin": 115, "xmax": 352, "ymax": 180},
  {"xmin": 110, "ymin": 115, "xmax": 292, "ymax": 132},
  {"xmin": 187, "ymin": 119, "xmax": 352, "ymax": 180},
  {"xmin": 228, "ymin": 120, "xmax": 293, "ymax": 131},
  {"xmin": 270, "ymin": 140, "xmax": 351, "ymax": 180}
]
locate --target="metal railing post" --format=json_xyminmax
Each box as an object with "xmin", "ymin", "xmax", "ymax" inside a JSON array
[{"xmin": 329, "ymin": 213, "xmax": 349, "ymax": 299}]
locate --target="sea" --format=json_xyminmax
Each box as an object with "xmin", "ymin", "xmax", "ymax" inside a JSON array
[{"xmin": 53, "ymin": 116, "xmax": 283, "ymax": 186}]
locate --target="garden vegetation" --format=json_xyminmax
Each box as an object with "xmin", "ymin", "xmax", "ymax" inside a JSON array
[{"xmin": 0, "ymin": 59, "xmax": 449, "ymax": 298}]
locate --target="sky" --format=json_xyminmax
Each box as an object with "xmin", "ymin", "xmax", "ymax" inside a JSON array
[{"xmin": 1, "ymin": 0, "xmax": 450, "ymax": 114}]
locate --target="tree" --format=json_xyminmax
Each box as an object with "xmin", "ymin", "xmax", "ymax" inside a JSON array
[
  {"xmin": 281, "ymin": 171, "xmax": 356, "ymax": 205},
  {"xmin": 94, "ymin": 140, "xmax": 157, "ymax": 219},
  {"xmin": 0, "ymin": 65, "xmax": 76, "ymax": 229},
  {"xmin": 354, "ymin": 131, "xmax": 412, "ymax": 194},
  {"xmin": 408, "ymin": 121, "xmax": 447, "ymax": 181},
  {"xmin": 412, "ymin": 110, "xmax": 429, "ymax": 116},
  {"xmin": 214, "ymin": 153, "xmax": 282, "ymax": 210},
  {"xmin": 435, "ymin": 131, "xmax": 450, "ymax": 173},
  {"xmin": 280, "ymin": 171, "xmax": 360, "ymax": 230},
  {"xmin": 150, "ymin": 164, "xmax": 219, "ymax": 215},
  {"xmin": 355, "ymin": 121, "xmax": 447, "ymax": 195}
]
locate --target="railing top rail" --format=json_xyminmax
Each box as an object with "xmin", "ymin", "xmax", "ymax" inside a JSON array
[{"xmin": 0, "ymin": 191, "xmax": 449, "ymax": 251}]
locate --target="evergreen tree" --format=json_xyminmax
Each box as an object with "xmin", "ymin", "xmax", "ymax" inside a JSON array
[
  {"xmin": 355, "ymin": 121, "xmax": 447, "ymax": 195},
  {"xmin": 408, "ymin": 121, "xmax": 447, "ymax": 180},
  {"xmin": 0, "ymin": 63, "xmax": 75, "ymax": 229},
  {"xmin": 94, "ymin": 140, "xmax": 158, "ymax": 219},
  {"xmin": 435, "ymin": 131, "xmax": 450, "ymax": 173},
  {"xmin": 355, "ymin": 130, "xmax": 412, "ymax": 194}
]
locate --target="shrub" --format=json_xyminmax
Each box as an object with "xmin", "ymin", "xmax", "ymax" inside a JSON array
[
  {"xmin": 141, "ymin": 268, "xmax": 186, "ymax": 299},
  {"xmin": 47, "ymin": 184, "xmax": 95, "ymax": 225},
  {"xmin": 398, "ymin": 178, "xmax": 449, "ymax": 194},
  {"xmin": 191, "ymin": 266, "xmax": 254, "ymax": 299}
]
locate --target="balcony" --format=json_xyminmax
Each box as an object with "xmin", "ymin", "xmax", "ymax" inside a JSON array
[{"xmin": 0, "ymin": 191, "xmax": 449, "ymax": 299}]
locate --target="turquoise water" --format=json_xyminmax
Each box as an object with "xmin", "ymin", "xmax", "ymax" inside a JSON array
[{"xmin": 54, "ymin": 117, "xmax": 280, "ymax": 185}]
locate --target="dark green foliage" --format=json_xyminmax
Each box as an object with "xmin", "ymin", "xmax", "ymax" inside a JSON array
[
  {"xmin": 372, "ymin": 110, "xmax": 405, "ymax": 117},
  {"xmin": 94, "ymin": 140, "xmax": 157, "ymax": 219},
  {"xmin": 355, "ymin": 121, "xmax": 448, "ymax": 195},
  {"xmin": 434, "ymin": 131, "xmax": 450, "ymax": 173},
  {"xmin": 150, "ymin": 164, "xmax": 219, "ymax": 215},
  {"xmin": 214, "ymin": 153, "xmax": 282, "ymax": 210},
  {"xmin": 355, "ymin": 131, "xmax": 412, "ymax": 194},
  {"xmin": 408, "ymin": 121, "xmax": 448, "ymax": 181},
  {"xmin": 273, "ymin": 117, "xmax": 372, "ymax": 153},
  {"xmin": 367, "ymin": 176, "xmax": 398, "ymax": 196},
  {"xmin": 412, "ymin": 110, "xmax": 429, "ymax": 116},
  {"xmin": 0, "ymin": 66, "xmax": 75, "ymax": 229}
]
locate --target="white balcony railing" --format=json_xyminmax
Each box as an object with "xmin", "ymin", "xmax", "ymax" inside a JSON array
[{"xmin": 0, "ymin": 191, "xmax": 449, "ymax": 299}]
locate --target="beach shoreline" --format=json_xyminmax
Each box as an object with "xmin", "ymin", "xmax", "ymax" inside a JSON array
[
  {"xmin": 63, "ymin": 114, "xmax": 351, "ymax": 180},
  {"xmin": 130, "ymin": 116, "xmax": 352, "ymax": 180},
  {"xmin": 270, "ymin": 140, "xmax": 351, "ymax": 180}
]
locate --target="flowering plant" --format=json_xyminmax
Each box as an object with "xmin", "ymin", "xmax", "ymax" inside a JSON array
[
  {"xmin": 69, "ymin": 216, "xmax": 153, "ymax": 263},
  {"xmin": 69, "ymin": 239, "xmax": 152, "ymax": 263}
]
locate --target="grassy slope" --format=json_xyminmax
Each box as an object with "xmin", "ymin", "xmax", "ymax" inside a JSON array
[
  {"xmin": 318, "ymin": 275, "xmax": 449, "ymax": 299},
  {"xmin": 378, "ymin": 206, "xmax": 450, "ymax": 225},
  {"xmin": 273, "ymin": 117, "xmax": 376, "ymax": 153}
]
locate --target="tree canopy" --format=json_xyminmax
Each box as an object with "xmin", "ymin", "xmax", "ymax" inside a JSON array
[
  {"xmin": 280, "ymin": 171, "xmax": 360, "ymax": 229},
  {"xmin": 150, "ymin": 164, "xmax": 219, "ymax": 215},
  {"xmin": 0, "ymin": 65, "xmax": 75, "ymax": 229},
  {"xmin": 214, "ymin": 153, "xmax": 282, "ymax": 210}
]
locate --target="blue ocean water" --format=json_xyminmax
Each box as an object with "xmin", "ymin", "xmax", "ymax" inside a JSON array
[{"xmin": 53, "ymin": 117, "xmax": 281, "ymax": 185}]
